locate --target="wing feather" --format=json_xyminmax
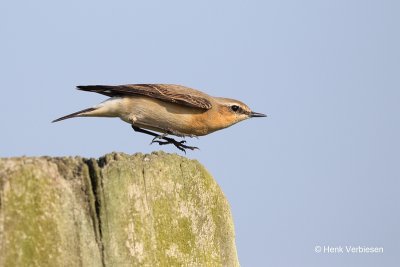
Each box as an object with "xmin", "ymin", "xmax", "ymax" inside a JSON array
[{"xmin": 77, "ymin": 84, "xmax": 212, "ymax": 110}]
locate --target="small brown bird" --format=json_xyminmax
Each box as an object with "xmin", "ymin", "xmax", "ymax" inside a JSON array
[{"xmin": 53, "ymin": 84, "xmax": 266, "ymax": 152}]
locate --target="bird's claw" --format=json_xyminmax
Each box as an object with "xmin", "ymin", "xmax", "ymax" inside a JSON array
[
  {"xmin": 132, "ymin": 125, "xmax": 199, "ymax": 153},
  {"xmin": 151, "ymin": 137, "xmax": 198, "ymax": 153}
]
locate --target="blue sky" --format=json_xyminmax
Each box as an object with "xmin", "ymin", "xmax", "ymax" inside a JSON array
[{"xmin": 1, "ymin": 1, "xmax": 399, "ymax": 266}]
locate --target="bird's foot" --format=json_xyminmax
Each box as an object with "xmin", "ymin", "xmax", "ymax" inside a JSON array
[
  {"xmin": 131, "ymin": 125, "xmax": 199, "ymax": 153},
  {"xmin": 151, "ymin": 132, "xmax": 169, "ymax": 143},
  {"xmin": 151, "ymin": 137, "xmax": 199, "ymax": 154}
]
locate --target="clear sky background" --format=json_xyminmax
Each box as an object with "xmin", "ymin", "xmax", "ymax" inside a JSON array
[{"xmin": 1, "ymin": 1, "xmax": 399, "ymax": 266}]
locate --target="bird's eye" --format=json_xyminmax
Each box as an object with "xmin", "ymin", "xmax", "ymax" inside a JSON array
[{"xmin": 231, "ymin": 105, "xmax": 240, "ymax": 112}]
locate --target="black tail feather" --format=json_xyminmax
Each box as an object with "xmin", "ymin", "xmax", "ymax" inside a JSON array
[
  {"xmin": 77, "ymin": 85, "xmax": 117, "ymax": 97},
  {"xmin": 52, "ymin": 107, "xmax": 96, "ymax": 123}
]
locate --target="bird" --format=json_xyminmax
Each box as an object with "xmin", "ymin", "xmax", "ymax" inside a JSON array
[{"xmin": 52, "ymin": 84, "xmax": 266, "ymax": 152}]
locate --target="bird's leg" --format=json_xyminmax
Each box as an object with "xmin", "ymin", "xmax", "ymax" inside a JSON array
[
  {"xmin": 151, "ymin": 132, "xmax": 169, "ymax": 143},
  {"xmin": 148, "ymin": 128, "xmax": 190, "ymax": 143},
  {"xmin": 131, "ymin": 125, "xmax": 199, "ymax": 153},
  {"xmin": 158, "ymin": 128, "xmax": 192, "ymax": 139}
]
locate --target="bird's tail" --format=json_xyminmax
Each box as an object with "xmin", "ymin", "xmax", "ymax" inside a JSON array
[{"xmin": 52, "ymin": 107, "xmax": 97, "ymax": 123}]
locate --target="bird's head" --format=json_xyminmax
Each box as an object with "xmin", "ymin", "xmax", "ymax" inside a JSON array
[{"xmin": 215, "ymin": 98, "xmax": 266, "ymax": 127}]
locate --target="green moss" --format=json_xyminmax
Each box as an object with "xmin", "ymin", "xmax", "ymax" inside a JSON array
[
  {"xmin": 0, "ymin": 158, "xmax": 103, "ymax": 267},
  {"xmin": 152, "ymin": 199, "xmax": 196, "ymax": 256},
  {"xmin": 2, "ymin": 166, "xmax": 62, "ymax": 266},
  {"xmin": 177, "ymin": 218, "xmax": 196, "ymax": 254}
]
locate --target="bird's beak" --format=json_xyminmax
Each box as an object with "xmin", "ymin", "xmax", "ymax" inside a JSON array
[{"xmin": 250, "ymin": 111, "xmax": 267, "ymax": 118}]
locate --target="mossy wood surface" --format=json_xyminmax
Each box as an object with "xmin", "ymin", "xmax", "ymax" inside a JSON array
[{"xmin": 0, "ymin": 152, "xmax": 239, "ymax": 267}]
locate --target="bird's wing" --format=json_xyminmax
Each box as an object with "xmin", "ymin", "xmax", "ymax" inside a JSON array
[{"xmin": 77, "ymin": 84, "xmax": 212, "ymax": 110}]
